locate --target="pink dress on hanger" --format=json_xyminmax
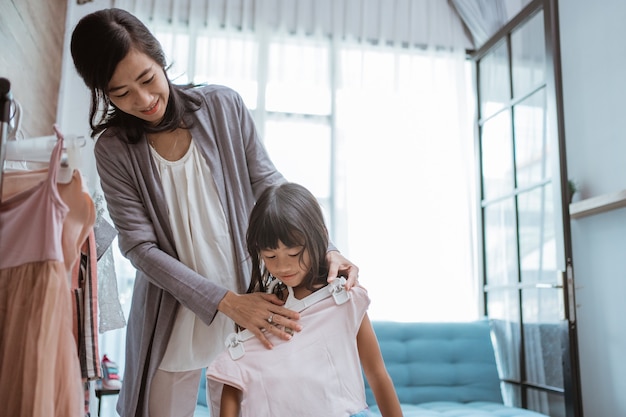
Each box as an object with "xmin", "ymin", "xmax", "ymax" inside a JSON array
[{"xmin": 0, "ymin": 134, "xmax": 94, "ymax": 417}]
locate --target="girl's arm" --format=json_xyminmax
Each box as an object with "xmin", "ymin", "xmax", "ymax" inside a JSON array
[
  {"xmin": 357, "ymin": 314, "xmax": 404, "ymax": 417},
  {"xmin": 219, "ymin": 384, "xmax": 242, "ymax": 417}
]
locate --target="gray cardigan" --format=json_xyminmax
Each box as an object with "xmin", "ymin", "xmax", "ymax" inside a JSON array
[{"xmin": 94, "ymin": 85, "xmax": 285, "ymax": 417}]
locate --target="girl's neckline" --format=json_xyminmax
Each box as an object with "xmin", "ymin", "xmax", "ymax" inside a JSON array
[{"xmin": 284, "ymin": 283, "xmax": 326, "ymax": 302}]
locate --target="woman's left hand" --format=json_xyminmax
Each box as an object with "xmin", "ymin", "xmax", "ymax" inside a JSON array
[{"xmin": 326, "ymin": 250, "xmax": 359, "ymax": 290}]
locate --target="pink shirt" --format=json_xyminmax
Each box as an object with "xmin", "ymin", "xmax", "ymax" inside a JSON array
[{"xmin": 207, "ymin": 285, "xmax": 371, "ymax": 417}]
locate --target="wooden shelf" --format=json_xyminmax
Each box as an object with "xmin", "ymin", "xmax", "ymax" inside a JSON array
[{"xmin": 569, "ymin": 189, "xmax": 626, "ymax": 219}]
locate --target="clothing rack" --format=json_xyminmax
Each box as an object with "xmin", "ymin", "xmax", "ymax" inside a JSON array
[
  {"xmin": 0, "ymin": 77, "xmax": 12, "ymax": 197},
  {"xmin": 1, "ymin": 75, "xmax": 102, "ymax": 417},
  {"xmin": 0, "ymin": 77, "xmax": 86, "ymax": 188}
]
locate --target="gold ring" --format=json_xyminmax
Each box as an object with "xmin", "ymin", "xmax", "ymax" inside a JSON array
[{"xmin": 267, "ymin": 314, "xmax": 274, "ymax": 324}]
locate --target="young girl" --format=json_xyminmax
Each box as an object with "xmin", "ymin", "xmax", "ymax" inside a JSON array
[{"xmin": 207, "ymin": 182, "xmax": 403, "ymax": 417}]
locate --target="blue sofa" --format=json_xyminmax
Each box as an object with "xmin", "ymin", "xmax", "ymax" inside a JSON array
[
  {"xmin": 195, "ymin": 370, "xmax": 210, "ymax": 417},
  {"xmin": 195, "ymin": 320, "xmax": 549, "ymax": 417},
  {"xmin": 364, "ymin": 320, "xmax": 548, "ymax": 417}
]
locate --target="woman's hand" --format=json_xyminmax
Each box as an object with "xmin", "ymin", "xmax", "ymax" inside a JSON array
[
  {"xmin": 326, "ymin": 250, "xmax": 359, "ymax": 290},
  {"xmin": 218, "ymin": 291, "xmax": 302, "ymax": 349}
]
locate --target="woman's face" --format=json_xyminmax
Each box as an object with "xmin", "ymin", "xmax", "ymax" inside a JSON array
[
  {"xmin": 107, "ymin": 49, "xmax": 170, "ymax": 125},
  {"xmin": 261, "ymin": 240, "xmax": 311, "ymax": 290}
]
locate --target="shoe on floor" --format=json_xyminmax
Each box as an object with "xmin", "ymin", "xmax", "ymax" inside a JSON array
[{"xmin": 101, "ymin": 354, "xmax": 122, "ymax": 390}]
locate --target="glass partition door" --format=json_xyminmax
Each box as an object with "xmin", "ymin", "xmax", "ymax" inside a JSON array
[{"xmin": 472, "ymin": 1, "xmax": 583, "ymax": 416}]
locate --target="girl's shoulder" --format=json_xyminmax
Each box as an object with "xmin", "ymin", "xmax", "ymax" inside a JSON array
[{"xmin": 351, "ymin": 284, "xmax": 370, "ymax": 302}]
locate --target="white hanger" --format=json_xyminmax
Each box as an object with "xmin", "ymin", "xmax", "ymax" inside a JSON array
[
  {"xmin": 0, "ymin": 96, "xmax": 85, "ymax": 184},
  {"xmin": 3, "ymin": 129, "xmax": 86, "ymax": 184}
]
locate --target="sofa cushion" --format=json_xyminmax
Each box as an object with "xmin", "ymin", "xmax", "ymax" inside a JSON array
[{"xmin": 369, "ymin": 401, "xmax": 551, "ymax": 417}]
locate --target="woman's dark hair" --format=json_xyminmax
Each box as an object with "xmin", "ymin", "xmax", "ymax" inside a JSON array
[
  {"xmin": 246, "ymin": 183, "xmax": 329, "ymax": 297},
  {"xmin": 70, "ymin": 8, "xmax": 201, "ymax": 142}
]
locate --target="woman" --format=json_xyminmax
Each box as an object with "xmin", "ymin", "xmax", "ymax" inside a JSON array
[{"xmin": 70, "ymin": 8, "xmax": 358, "ymax": 417}]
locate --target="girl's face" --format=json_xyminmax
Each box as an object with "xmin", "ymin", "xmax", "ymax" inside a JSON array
[
  {"xmin": 260, "ymin": 240, "xmax": 310, "ymax": 290},
  {"xmin": 107, "ymin": 49, "xmax": 170, "ymax": 125}
]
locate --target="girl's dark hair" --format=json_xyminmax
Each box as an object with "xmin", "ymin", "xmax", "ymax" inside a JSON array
[
  {"xmin": 246, "ymin": 183, "xmax": 329, "ymax": 297},
  {"xmin": 70, "ymin": 8, "xmax": 201, "ymax": 142}
]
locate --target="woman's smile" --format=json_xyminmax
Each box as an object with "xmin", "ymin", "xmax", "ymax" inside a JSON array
[{"xmin": 142, "ymin": 99, "xmax": 159, "ymax": 116}]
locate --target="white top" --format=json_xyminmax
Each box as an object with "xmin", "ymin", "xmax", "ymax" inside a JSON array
[{"xmin": 151, "ymin": 139, "xmax": 238, "ymax": 371}]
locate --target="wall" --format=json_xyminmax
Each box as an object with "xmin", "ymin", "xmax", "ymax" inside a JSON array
[
  {"xmin": 558, "ymin": 0, "xmax": 626, "ymax": 416},
  {"xmin": 0, "ymin": 0, "xmax": 67, "ymax": 137},
  {"xmin": 58, "ymin": 0, "xmax": 114, "ymax": 194}
]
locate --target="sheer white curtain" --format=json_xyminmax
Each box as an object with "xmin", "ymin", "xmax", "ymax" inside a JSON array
[
  {"xmin": 450, "ymin": 0, "xmax": 533, "ymax": 47},
  {"xmin": 103, "ymin": 0, "xmax": 481, "ymax": 323},
  {"xmin": 334, "ymin": 44, "xmax": 478, "ymax": 321}
]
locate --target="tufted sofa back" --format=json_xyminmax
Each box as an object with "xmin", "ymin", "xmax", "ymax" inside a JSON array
[{"xmin": 365, "ymin": 320, "xmax": 503, "ymax": 407}]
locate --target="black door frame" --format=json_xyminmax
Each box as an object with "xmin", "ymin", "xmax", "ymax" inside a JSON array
[{"xmin": 469, "ymin": 1, "xmax": 583, "ymax": 416}]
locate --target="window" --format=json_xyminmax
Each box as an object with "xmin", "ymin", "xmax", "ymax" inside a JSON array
[{"xmin": 107, "ymin": 26, "xmax": 478, "ymax": 323}]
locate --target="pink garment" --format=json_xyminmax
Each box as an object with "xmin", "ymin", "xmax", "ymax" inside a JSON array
[
  {"xmin": 207, "ymin": 285, "xmax": 371, "ymax": 417},
  {"xmin": 1, "ymin": 166, "xmax": 95, "ymax": 273},
  {"xmin": 0, "ymin": 143, "xmax": 68, "ymax": 269},
  {"xmin": 0, "ymin": 135, "xmax": 91, "ymax": 417}
]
